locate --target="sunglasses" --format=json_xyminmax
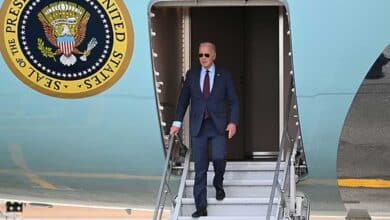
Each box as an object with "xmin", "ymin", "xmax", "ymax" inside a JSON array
[{"xmin": 198, "ymin": 53, "xmax": 210, "ymax": 58}]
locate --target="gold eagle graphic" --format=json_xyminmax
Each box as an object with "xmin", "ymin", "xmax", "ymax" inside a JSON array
[{"xmin": 37, "ymin": 13, "xmax": 91, "ymax": 66}]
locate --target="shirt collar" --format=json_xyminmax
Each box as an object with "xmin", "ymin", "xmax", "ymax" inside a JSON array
[{"xmin": 202, "ymin": 64, "xmax": 215, "ymax": 74}]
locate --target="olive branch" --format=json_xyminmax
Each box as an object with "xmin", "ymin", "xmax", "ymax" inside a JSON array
[{"xmin": 37, "ymin": 38, "xmax": 56, "ymax": 62}]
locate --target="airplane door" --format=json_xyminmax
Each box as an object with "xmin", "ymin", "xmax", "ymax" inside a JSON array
[
  {"xmin": 191, "ymin": 7, "xmax": 280, "ymax": 160},
  {"xmin": 191, "ymin": 7, "xmax": 246, "ymax": 160},
  {"xmin": 150, "ymin": 4, "xmax": 286, "ymax": 161}
]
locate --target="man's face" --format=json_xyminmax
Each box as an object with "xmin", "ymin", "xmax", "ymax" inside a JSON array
[{"xmin": 198, "ymin": 45, "xmax": 216, "ymax": 69}]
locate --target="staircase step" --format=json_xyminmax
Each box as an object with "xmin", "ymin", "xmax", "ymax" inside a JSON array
[
  {"xmin": 189, "ymin": 162, "xmax": 285, "ymax": 171},
  {"xmin": 185, "ymin": 179, "xmax": 274, "ymax": 186},
  {"xmin": 178, "ymin": 216, "xmax": 276, "ymax": 220},
  {"xmin": 170, "ymin": 161, "xmax": 286, "ymax": 218},
  {"xmin": 183, "ymin": 185, "xmax": 280, "ymax": 198},
  {"xmin": 181, "ymin": 197, "xmax": 279, "ymax": 205},
  {"xmin": 188, "ymin": 170, "xmax": 284, "ymax": 181},
  {"xmin": 180, "ymin": 198, "xmax": 278, "ymax": 216}
]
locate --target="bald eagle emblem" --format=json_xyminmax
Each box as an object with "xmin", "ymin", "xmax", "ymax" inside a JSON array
[{"xmin": 37, "ymin": 2, "xmax": 97, "ymax": 66}]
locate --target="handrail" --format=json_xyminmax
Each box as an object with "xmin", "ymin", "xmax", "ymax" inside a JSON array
[
  {"xmin": 266, "ymin": 128, "xmax": 290, "ymax": 220},
  {"xmin": 170, "ymin": 141, "xmax": 191, "ymax": 219},
  {"xmin": 153, "ymin": 134, "xmax": 189, "ymax": 220},
  {"xmin": 267, "ymin": 77, "xmax": 296, "ymax": 220},
  {"xmin": 153, "ymin": 135, "xmax": 175, "ymax": 220},
  {"xmin": 266, "ymin": 129, "xmax": 291, "ymax": 220},
  {"xmin": 267, "ymin": 128, "xmax": 301, "ymax": 220}
]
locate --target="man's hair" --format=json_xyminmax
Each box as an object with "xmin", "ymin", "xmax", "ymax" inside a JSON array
[{"xmin": 199, "ymin": 42, "xmax": 216, "ymax": 54}]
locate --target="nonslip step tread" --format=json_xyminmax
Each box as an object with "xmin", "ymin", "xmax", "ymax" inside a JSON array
[
  {"xmin": 189, "ymin": 162, "xmax": 285, "ymax": 171},
  {"xmin": 181, "ymin": 197, "xmax": 279, "ymax": 204},
  {"xmin": 185, "ymin": 179, "xmax": 275, "ymax": 186},
  {"xmin": 178, "ymin": 216, "xmax": 276, "ymax": 220}
]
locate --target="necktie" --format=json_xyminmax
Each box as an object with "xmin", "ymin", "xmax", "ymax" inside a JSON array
[
  {"xmin": 203, "ymin": 70, "xmax": 210, "ymax": 98},
  {"xmin": 203, "ymin": 70, "xmax": 210, "ymax": 119}
]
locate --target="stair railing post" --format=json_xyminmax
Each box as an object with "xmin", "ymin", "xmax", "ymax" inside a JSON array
[{"xmin": 289, "ymin": 131, "xmax": 300, "ymax": 216}]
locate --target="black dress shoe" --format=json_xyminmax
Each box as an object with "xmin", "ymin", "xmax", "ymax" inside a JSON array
[
  {"xmin": 216, "ymin": 189, "xmax": 225, "ymax": 201},
  {"xmin": 191, "ymin": 208, "xmax": 207, "ymax": 218}
]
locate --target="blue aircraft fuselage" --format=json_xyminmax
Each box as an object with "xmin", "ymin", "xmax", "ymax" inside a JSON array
[{"xmin": 0, "ymin": 0, "xmax": 390, "ymax": 212}]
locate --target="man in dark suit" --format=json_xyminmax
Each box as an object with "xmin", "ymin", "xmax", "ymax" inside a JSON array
[{"xmin": 170, "ymin": 42, "xmax": 239, "ymax": 218}]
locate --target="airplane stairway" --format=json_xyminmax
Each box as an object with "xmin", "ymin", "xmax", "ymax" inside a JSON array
[
  {"xmin": 177, "ymin": 161, "xmax": 284, "ymax": 220},
  {"xmin": 154, "ymin": 130, "xmax": 310, "ymax": 220}
]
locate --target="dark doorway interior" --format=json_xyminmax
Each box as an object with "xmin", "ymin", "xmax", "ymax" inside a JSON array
[{"xmin": 190, "ymin": 7, "xmax": 279, "ymax": 160}]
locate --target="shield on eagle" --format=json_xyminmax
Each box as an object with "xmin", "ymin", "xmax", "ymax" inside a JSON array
[{"xmin": 57, "ymin": 36, "xmax": 75, "ymax": 57}]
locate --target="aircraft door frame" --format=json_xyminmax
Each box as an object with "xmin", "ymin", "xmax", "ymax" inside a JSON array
[
  {"xmin": 182, "ymin": 8, "xmax": 191, "ymax": 147},
  {"xmin": 149, "ymin": 1, "xmax": 291, "ymax": 160}
]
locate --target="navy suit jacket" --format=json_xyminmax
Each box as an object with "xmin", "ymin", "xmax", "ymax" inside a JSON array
[{"xmin": 174, "ymin": 66, "xmax": 240, "ymax": 136}]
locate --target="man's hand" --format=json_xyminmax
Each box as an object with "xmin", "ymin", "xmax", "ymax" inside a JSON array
[
  {"xmin": 226, "ymin": 123, "xmax": 237, "ymax": 139},
  {"xmin": 170, "ymin": 126, "xmax": 181, "ymax": 136}
]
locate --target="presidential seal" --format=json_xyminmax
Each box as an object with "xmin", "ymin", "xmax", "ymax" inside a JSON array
[{"xmin": 0, "ymin": 0, "xmax": 134, "ymax": 98}]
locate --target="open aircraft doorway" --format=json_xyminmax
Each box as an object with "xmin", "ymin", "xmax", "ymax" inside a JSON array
[{"xmin": 149, "ymin": 0, "xmax": 301, "ymax": 161}]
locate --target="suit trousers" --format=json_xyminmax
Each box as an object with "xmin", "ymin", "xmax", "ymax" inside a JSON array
[{"xmin": 191, "ymin": 118, "xmax": 227, "ymax": 210}]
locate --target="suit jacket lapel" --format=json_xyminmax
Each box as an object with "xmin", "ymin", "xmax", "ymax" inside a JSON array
[
  {"xmin": 195, "ymin": 67, "xmax": 202, "ymax": 96},
  {"xmin": 211, "ymin": 66, "xmax": 221, "ymax": 97}
]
